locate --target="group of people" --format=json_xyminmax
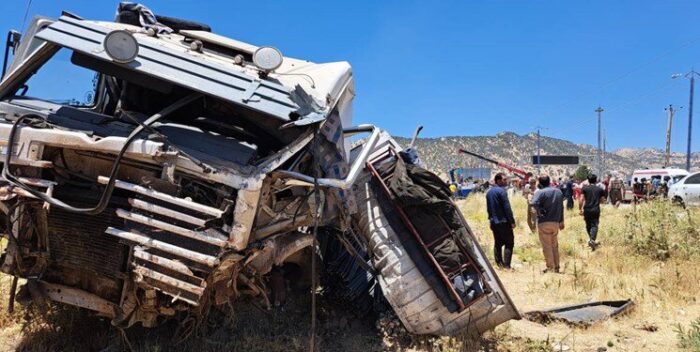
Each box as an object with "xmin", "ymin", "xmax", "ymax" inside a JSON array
[
  {"xmin": 485, "ymin": 173, "xmax": 607, "ymax": 273},
  {"xmin": 448, "ymin": 179, "xmax": 490, "ymax": 198},
  {"xmin": 631, "ymin": 176, "xmax": 673, "ymax": 200}
]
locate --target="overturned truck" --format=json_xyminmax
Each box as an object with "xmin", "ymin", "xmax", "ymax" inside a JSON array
[{"xmin": 0, "ymin": 4, "xmax": 518, "ymax": 335}]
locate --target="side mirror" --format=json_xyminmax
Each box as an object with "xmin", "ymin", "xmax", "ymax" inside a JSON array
[{"xmin": 2, "ymin": 30, "xmax": 22, "ymax": 80}]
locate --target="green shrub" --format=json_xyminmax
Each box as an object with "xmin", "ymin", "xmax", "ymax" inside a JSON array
[
  {"xmin": 624, "ymin": 201, "xmax": 700, "ymax": 261},
  {"xmin": 675, "ymin": 318, "xmax": 700, "ymax": 351}
]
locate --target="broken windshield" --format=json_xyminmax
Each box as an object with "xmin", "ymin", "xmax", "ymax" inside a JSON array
[{"xmin": 20, "ymin": 48, "xmax": 98, "ymax": 107}]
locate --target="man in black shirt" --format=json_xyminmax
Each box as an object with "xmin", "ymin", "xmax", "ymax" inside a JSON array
[{"xmin": 579, "ymin": 174, "xmax": 606, "ymax": 251}]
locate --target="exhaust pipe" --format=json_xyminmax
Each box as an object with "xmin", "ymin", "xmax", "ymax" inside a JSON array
[{"xmin": 409, "ymin": 125, "xmax": 423, "ymax": 149}]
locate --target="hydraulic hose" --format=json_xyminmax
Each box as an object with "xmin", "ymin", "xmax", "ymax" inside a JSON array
[{"xmin": 1, "ymin": 93, "xmax": 202, "ymax": 215}]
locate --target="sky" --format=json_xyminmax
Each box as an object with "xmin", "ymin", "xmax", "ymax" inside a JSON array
[{"xmin": 1, "ymin": 0, "xmax": 700, "ymax": 153}]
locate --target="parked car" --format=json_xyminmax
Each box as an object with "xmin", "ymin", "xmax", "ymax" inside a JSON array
[{"xmin": 669, "ymin": 171, "xmax": 700, "ymax": 207}]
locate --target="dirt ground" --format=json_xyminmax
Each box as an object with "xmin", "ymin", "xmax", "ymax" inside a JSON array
[
  {"xmin": 0, "ymin": 192, "xmax": 698, "ymax": 351},
  {"xmin": 458, "ymin": 194, "xmax": 700, "ymax": 352}
]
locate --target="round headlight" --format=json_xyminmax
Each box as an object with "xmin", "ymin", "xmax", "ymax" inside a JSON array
[
  {"xmin": 252, "ymin": 46, "xmax": 283, "ymax": 72},
  {"xmin": 104, "ymin": 30, "xmax": 139, "ymax": 63}
]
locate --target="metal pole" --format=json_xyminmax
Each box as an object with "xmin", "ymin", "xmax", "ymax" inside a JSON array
[
  {"xmin": 536, "ymin": 128, "xmax": 541, "ymax": 175},
  {"xmin": 687, "ymin": 74, "xmax": 694, "ymax": 171},
  {"xmin": 664, "ymin": 104, "xmax": 675, "ymax": 167},
  {"xmin": 595, "ymin": 106, "xmax": 604, "ymax": 176},
  {"xmin": 603, "ymin": 129, "xmax": 606, "ymax": 174}
]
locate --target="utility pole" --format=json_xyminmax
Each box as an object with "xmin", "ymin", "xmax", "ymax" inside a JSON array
[
  {"xmin": 595, "ymin": 106, "xmax": 604, "ymax": 177},
  {"xmin": 687, "ymin": 74, "xmax": 695, "ymax": 171},
  {"xmin": 603, "ymin": 129, "xmax": 607, "ymax": 174},
  {"xmin": 536, "ymin": 128, "xmax": 541, "ymax": 175},
  {"xmin": 664, "ymin": 104, "xmax": 676, "ymax": 167},
  {"xmin": 673, "ymin": 70, "xmax": 699, "ymax": 171},
  {"xmin": 533, "ymin": 126, "xmax": 547, "ymax": 175}
]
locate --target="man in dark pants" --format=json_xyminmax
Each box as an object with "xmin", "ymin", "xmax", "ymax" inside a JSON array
[
  {"xmin": 486, "ymin": 173, "xmax": 516, "ymax": 269},
  {"xmin": 564, "ymin": 177, "xmax": 575, "ymax": 210},
  {"xmin": 580, "ymin": 174, "xmax": 606, "ymax": 251}
]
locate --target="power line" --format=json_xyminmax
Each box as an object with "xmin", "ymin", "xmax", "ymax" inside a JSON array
[
  {"xmin": 20, "ymin": 0, "xmax": 34, "ymax": 34},
  {"xmin": 545, "ymin": 78, "xmax": 679, "ymax": 137},
  {"xmin": 535, "ymin": 36, "xmax": 700, "ymax": 126}
]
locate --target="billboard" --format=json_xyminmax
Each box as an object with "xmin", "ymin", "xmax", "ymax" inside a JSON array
[{"xmin": 531, "ymin": 155, "xmax": 579, "ymax": 165}]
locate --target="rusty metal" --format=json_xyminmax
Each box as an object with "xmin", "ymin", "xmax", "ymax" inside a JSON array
[
  {"xmin": 132, "ymin": 265, "xmax": 205, "ymax": 298},
  {"xmin": 115, "ymin": 209, "xmax": 227, "ymax": 247},
  {"xmin": 133, "ymin": 248, "xmax": 194, "ymax": 276},
  {"xmin": 128, "ymin": 198, "xmax": 207, "ymax": 227},
  {"xmin": 229, "ymin": 188, "xmax": 261, "ymax": 250},
  {"xmin": 105, "ymin": 227, "xmax": 219, "ymax": 267},
  {"xmin": 98, "ymin": 177, "xmax": 224, "ymax": 217},
  {"xmin": 37, "ymin": 280, "xmax": 117, "ymax": 317}
]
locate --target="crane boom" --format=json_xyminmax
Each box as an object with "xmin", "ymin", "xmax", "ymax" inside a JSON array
[{"xmin": 457, "ymin": 148, "xmax": 531, "ymax": 181}]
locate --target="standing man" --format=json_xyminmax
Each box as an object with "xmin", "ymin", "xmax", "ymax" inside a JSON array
[
  {"xmin": 609, "ymin": 174, "xmax": 623, "ymax": 206},
  {"xmin": 564, "ymin": 177, "xmax": 575, "ymax": 210},
  {"xmin": 580, "ymin": 174, "xmax": 606, "ymax": 251},
  {"xmin": 486, "ymin": 173, "xmax": 516, "ymax": 269},
  {"xmin": 523, "ymin": 178, "xmax": 538, "ymax": 233},
  {"xmin": 531, "ymin": 175, "xmax": 565, "ymax": 273}
]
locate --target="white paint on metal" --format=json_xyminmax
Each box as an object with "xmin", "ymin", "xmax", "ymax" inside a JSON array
[
  {"xmin": 99, "ymin": 177, "xmax": 223, "ymax": 217},
  {"xmin": 105, "ymin": 227, "xmax": 219, "ymax": 267},
  {"xmin": 116, "ymin": 209, "xmax": 227, "ymax": 247},
  {"xmin": 128, "ymin": 198, "xmax": 207, "ymax": 227}
]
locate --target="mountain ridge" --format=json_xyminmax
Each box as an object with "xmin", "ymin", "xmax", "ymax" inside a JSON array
[{"xmin": 393, "ymin": 132, "xmax": 699, "ymax": 178}]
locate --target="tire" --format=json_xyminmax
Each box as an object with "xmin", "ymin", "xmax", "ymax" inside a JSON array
[
  {"xmin": 672, "ymin": 196, "xmax": 686, "ymax": 208},
  {"xmin": 354, "ymin": 177, "xmax": 519, "ymax": 336}
]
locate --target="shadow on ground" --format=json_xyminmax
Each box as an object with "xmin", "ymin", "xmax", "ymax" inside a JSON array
[{"xmin": 10, "ymin": 293, "xmax": 388, "ymax": 352}]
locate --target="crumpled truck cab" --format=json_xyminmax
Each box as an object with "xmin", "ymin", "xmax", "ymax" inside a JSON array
[{"xmin": 0, "ymin": 3, "xmax": 518, "ymax": 334}]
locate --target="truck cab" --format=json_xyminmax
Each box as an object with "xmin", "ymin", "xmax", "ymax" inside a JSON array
[{"xmin": 0, "ymin": 4, "xmax": 518, "ymax": 335}]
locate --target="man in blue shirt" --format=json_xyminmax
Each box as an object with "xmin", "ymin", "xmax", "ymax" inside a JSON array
[
  {"xmin": 531, "ymin": 175, "xmax": 565, "ymax": 273},
  {"xmin": 486, "ymin": 173, "xmax": 516, "ymax": 269}
]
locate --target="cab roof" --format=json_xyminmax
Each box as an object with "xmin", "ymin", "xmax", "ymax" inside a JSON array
[{"xmin": 32, "ymin": 15, "xmax": 354, "ymax": 123}]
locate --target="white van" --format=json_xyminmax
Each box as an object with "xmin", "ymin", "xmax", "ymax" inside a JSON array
[
  {"xmin": 630, "ymin": 168, "xmax": 689, "ymax": 184},
  {"xmin": 620, "ymin": 168, "xmax": 689, "ymax": 202}
]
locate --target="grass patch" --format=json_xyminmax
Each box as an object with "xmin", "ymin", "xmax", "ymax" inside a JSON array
[
  {"xmin": 624, "ymin": 201, "xmax": 700, "ymax": 260},
  {"xmin": 675, "ymin": 318, "xmax": 700, "ymax": 351}
]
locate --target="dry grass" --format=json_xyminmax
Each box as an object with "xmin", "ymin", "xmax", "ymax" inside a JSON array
[
  {"xmin": 457, "ymin": 192, "xmax": 700, "ymax": 351},
  {"xmin": 1, "ymin": 193, "xmax": 699, "ymax": 351}
]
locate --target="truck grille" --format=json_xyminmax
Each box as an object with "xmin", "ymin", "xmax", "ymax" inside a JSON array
[{"xmin": 48, "ymin": 207, "xmax": 127, "ymax": 279}]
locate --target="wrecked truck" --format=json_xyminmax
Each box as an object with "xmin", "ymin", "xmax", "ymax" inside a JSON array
[{"xmin": 0, "ymin": 4, "xmax": 519, "ymax": 336}]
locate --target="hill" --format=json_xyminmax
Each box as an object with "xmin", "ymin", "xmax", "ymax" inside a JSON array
[{"xmin": 394, "ymin": 132, "xmax": 699, "ymax": 179}]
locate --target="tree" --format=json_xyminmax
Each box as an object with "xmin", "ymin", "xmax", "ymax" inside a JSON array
[{"xmin": 574, "ymin": 165, "xmax": 591, "ymax": 181}]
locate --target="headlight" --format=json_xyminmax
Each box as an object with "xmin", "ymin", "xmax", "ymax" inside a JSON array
[
  {"xmin": 252, "ymin": 46, "xmax": 283, "ymax": 72},
  {"xmin": 104, "ymin": 30, "xmax": 139, "ymax": 63}
]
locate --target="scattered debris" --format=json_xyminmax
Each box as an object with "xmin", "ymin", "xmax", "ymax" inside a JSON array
[
  {"xmin": 634, "ymin": 321, "xmax": 659, "ymax": 332},
  {"xmin": 524, "ymin": 300, "xmax": 634, "ymax": 327}
]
